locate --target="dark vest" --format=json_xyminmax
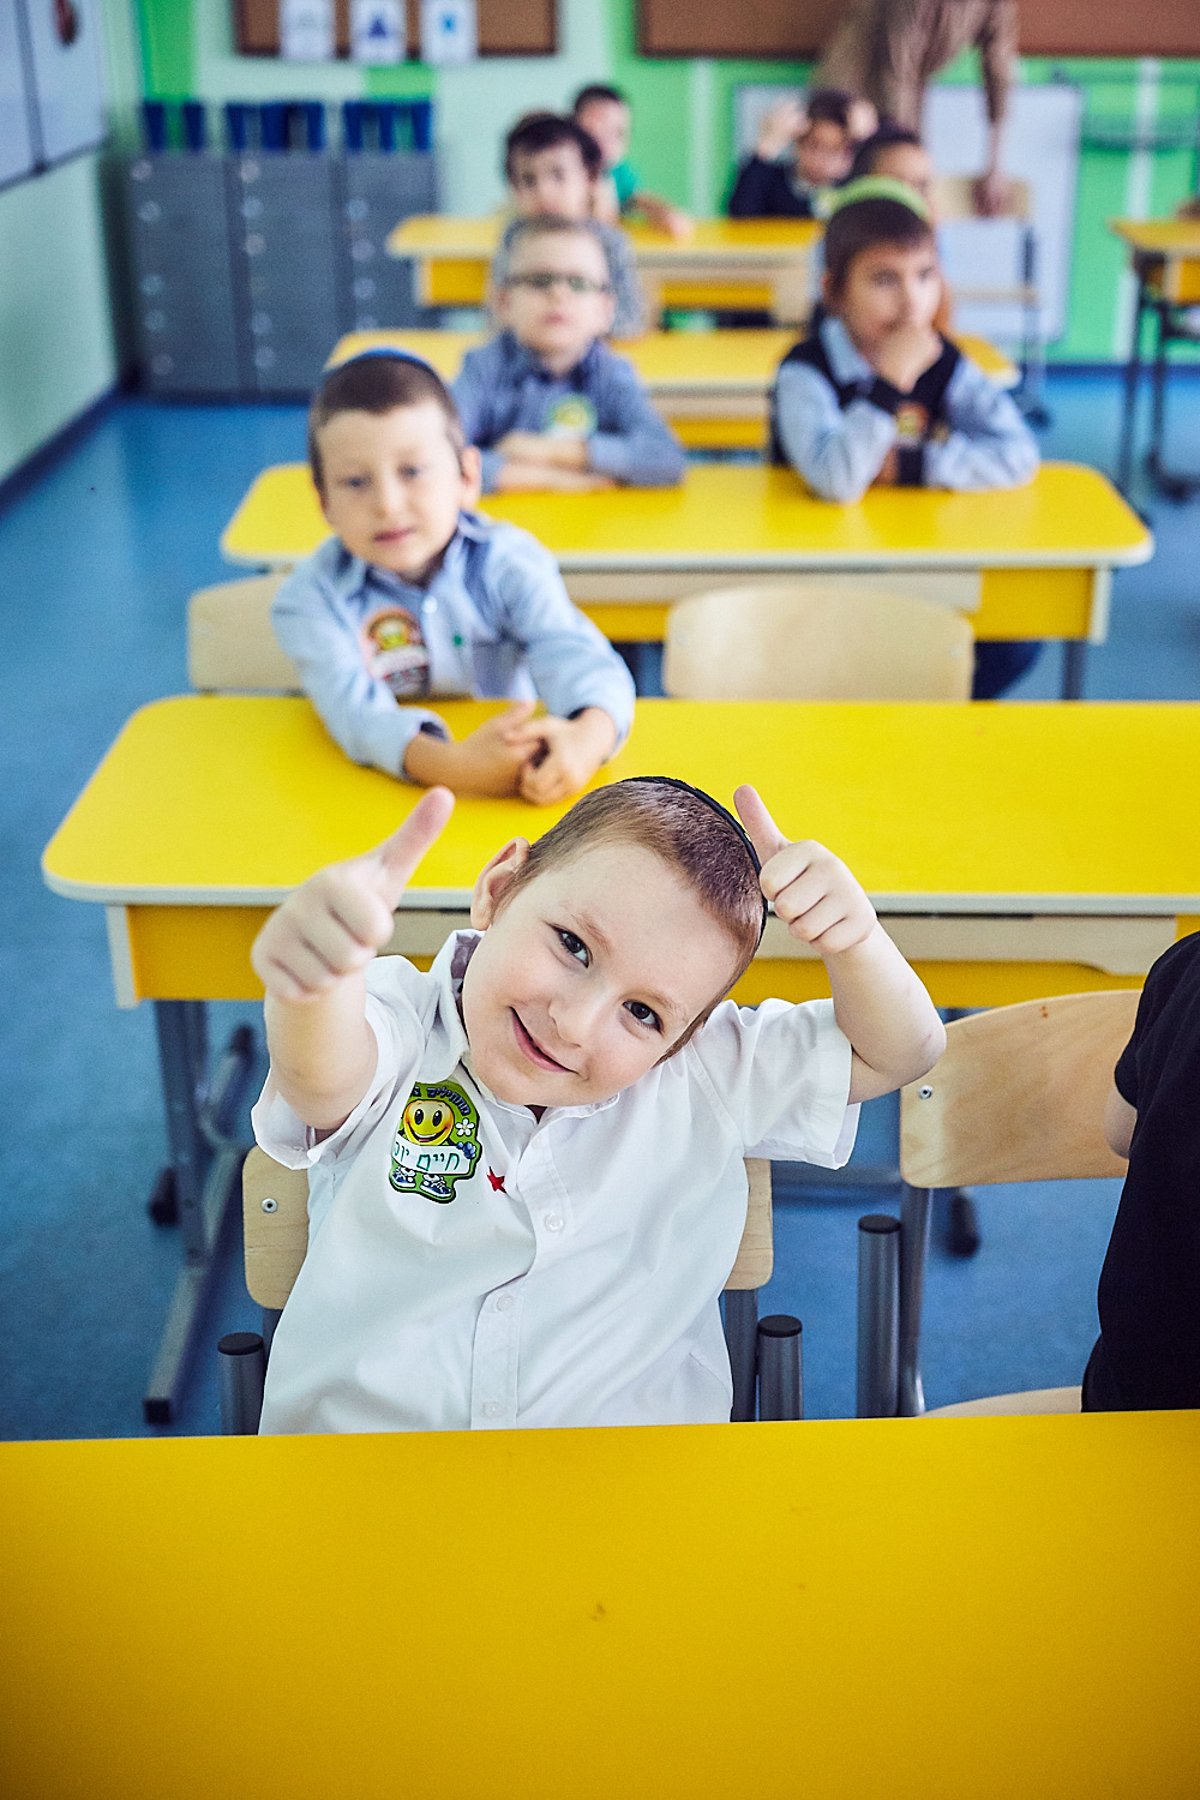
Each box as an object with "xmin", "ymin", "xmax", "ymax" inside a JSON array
[{"xmin": 769, "ymin": 326, "xmax": 962, "ymax": 482}]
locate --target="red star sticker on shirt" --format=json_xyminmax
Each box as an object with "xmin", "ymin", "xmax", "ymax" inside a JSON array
[{"xmin": 487, "ymin": 1167, "xmax": 507, "ymax": 1192}]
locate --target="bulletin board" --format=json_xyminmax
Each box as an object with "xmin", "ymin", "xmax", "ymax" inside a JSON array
[
  {"xmin": 637, "ymin": 0, "xmax": 1200, "ymax": 60},
  {"xmin": 0, "ymin": 0, "xmax": 107, "ymax": 188},
  {"xmin": 236, "ymin": 0, "xmax": 557, "ymax": 57}
]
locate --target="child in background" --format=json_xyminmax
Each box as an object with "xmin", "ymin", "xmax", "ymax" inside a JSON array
[
  {"xmin": 770, "ymin": 179, "xmax": 1039, "ymax": 696},
  {"xmin": 846, "ymin": 126, "xmax": 951, "ymax": 328},
  {"xmin": 250, "ymin": 776, "xmax": 944, "ymax": 1435},
  {"xmin": 454, "ymin": 217, "xmax": 685, "ymax": 495},
  {"xmin": 1082, "ymin": 933, "xmax": 1200, "ymax": 1412},
  {"xmin": 572, "ymin": 83, "xmax": 691, "ymax": 238},
  {"xmin": 271, "ymin": 350, "xmax": 634, "ymax": 805},
  {"xmin": 728, "ymin": 88, "xmax": 857, "ymax": 219},
  {"xmin": 848, "ymin": 125, "xmax": 937, "ymax": 211},
  {"xmin": 492, "ymin": 112, "xmax": 645, "ymax": 338}
]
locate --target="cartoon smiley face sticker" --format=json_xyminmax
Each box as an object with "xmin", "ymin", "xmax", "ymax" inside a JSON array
[
  {"xmin": 391, "ymin": 1081, "xmax": 481, "ymax": 1202},
  {"xmin": 401, "ymin": 1097, "xmax": 455, "ymax": 1148}
]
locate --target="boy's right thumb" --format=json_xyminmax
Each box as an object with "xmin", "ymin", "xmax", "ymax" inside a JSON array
[{"xmin": 370, "ymin": 787, "xmax": 455, "ymax": 903}]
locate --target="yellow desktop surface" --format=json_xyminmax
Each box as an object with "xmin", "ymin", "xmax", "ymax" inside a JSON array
[
  {"xmin": 387, "ymin": 212, "xmax": 820, "ymax": 261},
  {"xmin": 2, "ymin": 1414, "xmax": 1199, "ymax": 1800},
  {"xmin": 1110, "ymin": 217, "xmax": 1200, "ymax": 303},
  {"xmin": 221, "ymin": 461, "xmax": 1149, "ymax": 574},
  {"xmin": 329, "ymin": 327, "xmax": 1018, "ymax": 392},
  {"xmin": 387, "ymin": 214, "xmax": 820, "ymax": 309},
  {"xmin": 43, "ymin": 695, "xmax": 1199, "ymax": 913}
]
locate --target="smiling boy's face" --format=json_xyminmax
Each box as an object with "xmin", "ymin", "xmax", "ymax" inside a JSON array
[
  {"xmin": 461, "ymin": 839, "xmax": 742, "ymax": 1110},
  {"xmin": 497, "ymin": 227, "xmax": 615, "ymax": 367},
  {"xmin": 796, "ymin": 119, "xmax": 853, "ymax": 187},
  {"xmin": 316, "ymin": 400, "xmax": 481, "ymax": 583}
]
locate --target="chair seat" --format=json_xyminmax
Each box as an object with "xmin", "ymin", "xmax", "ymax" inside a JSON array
[{"xmin": 922, "ymin": 1386, "xmax": 1082, "ymax": 1417}]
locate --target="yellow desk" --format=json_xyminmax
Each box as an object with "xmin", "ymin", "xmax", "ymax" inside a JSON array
[
  {"xmin": 386, "ymin": 213, "xmax": 821, "ymax": 314},
  {"xmin": 1110, "ymin": 217, "xmax": 1200, "ymax": 495},
  {"xmin": 3, "ymin": 1415, "xmax": 1199, "ymax": 1799},
  {"xmin": 221, "ymin": 462, "xmax": 1152, "ymax": 695},
  {"xmin": 41, "ymin": 694, "xmax": 1195, "ymax": 1419},
  {"xmin": 44, "ymin": 695, "xmax": 1198, "ymax": 1013},
  {"xmin": 330, "ymin": 327, "xmax": 1019, "ymax": 453}
]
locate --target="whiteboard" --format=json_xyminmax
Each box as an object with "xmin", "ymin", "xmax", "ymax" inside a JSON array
[
  {"xmin": 15, "ymin": 0, "xmax": 108, "ymax": 166},
  {"xmin": 734, "ymin": 82, "xmax": 1083, "ymax": 346},
  {"xmin": 0, "ymin": 3, "xmax": 37, "ymax": 185}
]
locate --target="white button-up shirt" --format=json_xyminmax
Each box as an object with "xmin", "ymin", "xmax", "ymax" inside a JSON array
[{"xmin": 253, "ymin": 933, "xmax": 858, "ymax": 1435}]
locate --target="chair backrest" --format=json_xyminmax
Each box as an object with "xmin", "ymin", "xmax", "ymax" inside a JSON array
[
  {"xmin": 663, "ymin": 581, "xmax": 974, "ymax": 701},
  {"xmin": 187, "ymin": 573, "xmax": 299, "ymax": 693},
  {"xmin": 242, "ymin": 1147, "xmax": 773, "ymax": 1309},
  {"xmin": 933, "ymin": 174, "xmax": 1033, "ymax": 223},
  {"xmin": 900, "ymin": 989, "xmax": 1140, "ymax": 1192}
]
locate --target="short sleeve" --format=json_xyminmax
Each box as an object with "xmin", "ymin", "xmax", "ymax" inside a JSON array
[
  {"xmin": 1114, "ymin": 935, "xmax": 1200, "ymax": 1105},
  {"xmin": 689, "ymin": 996, "xmax": 858, "ymax": 1168},
  {"xmin": 251, "ymin": 961, "xmax": 434, "ymax": 1174}
]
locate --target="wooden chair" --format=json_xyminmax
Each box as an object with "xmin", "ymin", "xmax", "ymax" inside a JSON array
[
  {"xmin": 221, "ymin": 1150, "xmax": 794, "ymax": 1430},
  {"xmin": 662, "ymin": 580, "xmax": 974, "ymax": 701},
  {"xmin": 187, "ymin": 573, "xmax": 298, "ymax": 693},
  {"xmin": 863, "ymin": 990, "xmax": 1139, "ymax": 1418}
]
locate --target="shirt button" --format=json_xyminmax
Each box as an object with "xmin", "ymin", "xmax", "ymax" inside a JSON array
[
  {"xmin": 544, "ymin": 1214, "xmax": 564, "ymax": 1233},
  {"xmin": 495, "ymin": 1294, "xmax": 514, "ymax": 1312},
  {"xmin": 482, "ymin": 1401, "xmax": 502, "ymax": 1419}
]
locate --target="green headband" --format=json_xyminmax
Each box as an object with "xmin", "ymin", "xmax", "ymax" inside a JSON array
[{"xmin": 822, "ymin": 175, "xmax": 931, "ymax": 222}]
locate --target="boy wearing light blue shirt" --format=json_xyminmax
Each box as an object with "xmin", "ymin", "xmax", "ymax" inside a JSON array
[
  {"xmin": 272, "ymin": 350, "xmax": 634, "ymax": 806},
  {"xmin": 454, "ymin": 217, "xmax": 685, "ymax": 494}
]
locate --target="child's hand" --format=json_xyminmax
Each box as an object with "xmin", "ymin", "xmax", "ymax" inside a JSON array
[
  {"xmin": 252, "ymin": 788, "xmax": 455, "ymax": 1003},
  {"xmin": 734, "ymin": 785, "xmax": 877, "ymax": 957},
  {"xmin": 494, "ymin": 461, "xmax": 615, "ymax": 493},
  {"xmin": 874, "ymin": 322, "xmax": 942, "ymax": 395},
  {"xmin": 496, "ymin": 430, "xmax": 560, "ymax": 464},
  {"xmin": 406, "ymin": 702, "xmax": 541, "ymax": 797},
  {"xmin": 511, "ymin": 708, "xmax": 617, "ymax": 806},
  {"xmin": 757, "ymin": 97, "xmax": 807, "ymax": 161}
]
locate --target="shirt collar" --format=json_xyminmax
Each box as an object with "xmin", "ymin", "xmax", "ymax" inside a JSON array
[
  {"xmin": 426, "ymin": 930, "xmax": 620, "ymax": 1121},
  {"xmin": 501, "ymin": 329, "xmax": 600, "ymax": 387},
  {"xmin": 819, "ymin": 314, "xmax": 877, "ymax": 386},
  {"xmin": 332, "ymin": 511, "xmax": 491, "ymax": 600}
]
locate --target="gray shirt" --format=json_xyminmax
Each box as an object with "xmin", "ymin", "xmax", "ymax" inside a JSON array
[{"xmin": 452, "ymin": 332, "xmax": 685, "ymax": 493}]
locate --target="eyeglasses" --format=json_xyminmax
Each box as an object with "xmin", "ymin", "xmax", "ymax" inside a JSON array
[{"xmin": 506, "ymin": 271, "xmax": 612, "ymax": 295}]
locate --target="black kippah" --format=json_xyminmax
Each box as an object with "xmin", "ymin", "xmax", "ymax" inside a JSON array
[{"xmin": 624, "ymin": 775, "xmax": 768, "ymax": 942}]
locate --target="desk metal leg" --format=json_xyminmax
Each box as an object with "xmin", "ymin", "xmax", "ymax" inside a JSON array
[
  {"xmin": 1062, "ymin": 640, "xmax": 1087, "ymax": 701},
  {"xmin": 897, "ymin": 1184, "xmax": 932, "ymax": 1417},
  {"xmin": 144, "ymin": 1001, "xmax": 257, "ymax": 1425},
  {"xmin": 1116, "ymin": 269, "xmax": 1147, "ymax": 495},
  {"xmin": 856, "ymin": 1214, "xmax": 899, "ymax": 1417},
  {"xmin": 724, "ymin": 1288, "xmax": 759, "ymax": 1423},
  {"xmin": 1146, "ymin": 302, "xmax": 1200, "ymax": 501}
]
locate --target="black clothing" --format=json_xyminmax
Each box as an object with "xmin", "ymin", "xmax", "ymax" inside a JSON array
[
  {"xmin": 1084, "ymin": 934, "xmax": 1200, "ymax": 1410},
  {"xmin": 727, "ymin": 157, "xmax": 816, "ymax": 219}
]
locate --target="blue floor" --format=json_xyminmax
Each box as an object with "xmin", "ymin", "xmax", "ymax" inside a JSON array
[{"xmin": 2, "ymin": 370, "xmax": 1198, "ymax": 1438}]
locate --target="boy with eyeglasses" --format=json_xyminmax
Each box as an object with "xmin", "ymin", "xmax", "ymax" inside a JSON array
[{"xmin": 454, "ymin": 217, "xmax": 685, "ymax": 495}]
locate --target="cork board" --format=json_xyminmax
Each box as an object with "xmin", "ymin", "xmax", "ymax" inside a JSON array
[{"xmin": 236, "ymin": 0, "xmax": 557, "ymax": 57}]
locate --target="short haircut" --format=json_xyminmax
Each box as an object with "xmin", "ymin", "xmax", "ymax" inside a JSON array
[
  {"xmin": 572, "ymin": 83, "xmax": 627, "ymax": 114},
  {"xmin": 497, "ymin": 779, "xmax": 766, "ymax": 1050},
  {"xmin": 503, "ymin": 213, "xmax": 609, "ymax": 268},
  {"xmin": 804, "ymin": 87, "xmax": 855, "ymax": 134},
  {"xmin": 823, "ymin": 195, "xmax": 935, "ymax": 294},
  {"xmin": 503, "ymin": 111, "xmax": 603, "ymax": 183},
  {"xmin": 849, "ymin": 125, "xmax": 925, "ymax": 184},
  {"xmin": 308, "ymin": 354, "xmax": 465, "ymax": 492}
]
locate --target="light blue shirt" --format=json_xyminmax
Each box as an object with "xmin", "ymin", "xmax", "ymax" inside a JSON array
[
  {"xmin": 452, "ymin": 332, "xmax": 686, "ymax": 494},
  {"xmin": 773, "ymin": 315, "xmax": 1039, "ymax": 504},
  {"xmin": 271, "ymin": 511, "xmax": 635, "ymax": 779}
]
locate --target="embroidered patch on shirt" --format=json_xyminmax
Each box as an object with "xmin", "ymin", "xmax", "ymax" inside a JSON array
[
  {"xmin": 545, "ymin": 395, "xmax": 597, "ymax": 439},
  {"xmin": 362, "ymin": 604, "xmax": 431, "ymax": 698},
  {"xmin": 390, "ymin": 1080, "xmax": 482, "ymax": 1203}
]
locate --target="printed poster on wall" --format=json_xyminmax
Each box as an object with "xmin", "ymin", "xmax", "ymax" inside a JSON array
[
  {"xmin": 420, "ymin": 0, "xmax": 477, "ymax": 65},
  {"xmin": 279, "ymin": 0, "xmax": 336, "ymax": 61},
  {"xmin": 351, "ymin": 0, "xmax": 405, "ymax": 63}
]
